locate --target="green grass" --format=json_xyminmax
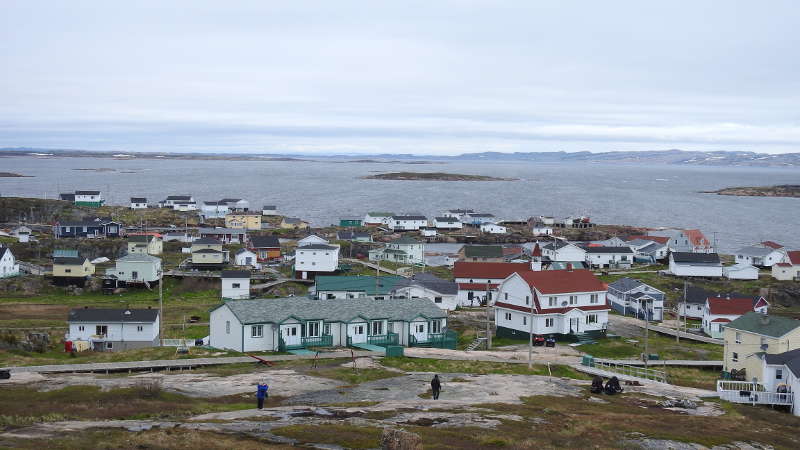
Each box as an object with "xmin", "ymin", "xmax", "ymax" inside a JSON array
[
  {"xmin": 310, "ymin": 367, "xmax": 404, "ymax": 385},
  {"xmin": 380, "ymin": 357, "xmax": 590, "ymax": 379},
  {"xmin": 271, "ymin": 424, "xmax": 382, "ymax": 449},
  {"xmin": 0, "ymin": 345, "xmax": 241, "ymax": 367},
  {"xmin": 579, "ymin": 333, "xmax": 723, "ymax": 360}
]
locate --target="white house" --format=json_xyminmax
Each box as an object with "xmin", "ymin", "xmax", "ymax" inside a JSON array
[
  {"xmin": 541, "ymin": 240, "xmax": 587, "ymax": 262},
  {"xmin": 531, "ymin": 222, "xmax": 553, "ymax": 236},
  {"xmin": 420, "ymin": 227, "xmax": 437, "ymax": 237},
  {"xmin": 389, "ymin": 215, "xmax": 428, "ymax": 231},
  {"xmin": 209, "ymin": 296, "xmax": 449, "ymax": 352},
  {"xmin": 11, "ymin": 226, "xmax": 32, "ymax": 243},
  {"xmin": 676, "ymin": 286, "xmax": 714, "ymax": 320},
  {"xmin": 262, "ymin": 205, "xmax": 278, "ymax": 215},
  {"xmin": 494, "ymin": 269, "xmax": 609, "ymax": 339},
  {"xmin": 702, "ymin": 295, "xmax": 769, "ymax": 339},
  {"xmin": 221, "ymin": 270, "xmax": 251, "ymax": 300},
  {"xmin": 66, "ymin": 308, "xmax": 160, "ymax": 352},
  {"xmin": 161, "ymin": 195, "xmax": 194, "ymax": 208},
  {"xmin": 668, "ymin": 252, "xmax": 723, "ymax": 277},
  {"xmin": 392, "ymin": 273, "xmax": 460, "ymax": 311},
  {"xmin": 773, "ymin": 251, "xmax": 800, "ymax": 281},
  {"xmin": 364, "ymin": 212, "xmax": 394, "ymax": 227},
  {"xmin": 464, "ymin": 213, "xmax": 496, "ymax": 225},
  {"xmin": 127, "ymin": 235, "xmax": 163, "ymax": 256},
  {"xmin": 234, "ymin": 248, "xmax": 259, "ymax": 269},
  {"xmin": 220, "ymin": 198, "xmax": 250, "ymax": 212},
  {"xmin": 760, "ymin": 349, "xmax": 800, "ymax": 417},
  {"xmin": 295, "ymin": 243, "xmax": 340, "ymax": 280},
  {"xmin": 583, "ymin": 246, "xmax": 634, "ymax": 269},
  {"xmin": 433, "ymin": 217, "xmax": 463, "ymax": 230},
  {"xmin": 480, "ymin": 223, "xmax": 507, "ymax": 234},
  {"xmin": 453, "ymin": 261, "xmax": 532, "ymax": 306},
  {"xmin": 73, "ymin": 190, "xmax": 104, "ymax": 206},
  {"xmin": 172, "ymin": 201, "xmax": 198, "ymax": 211},
  {"xmin": 724, "ymin": 263, "xmax": 759, "ymax": 280},
  {"xmin": 130, "ymin": 197, "xmax": 148, "ymax": 209},
  {"xmin": 105, "ymin": 254, "xmax": 162, "ymax": 285},
  {"xmin": 649, "ymin": 229, "xmax": 713, "ymax": 253},
  {"xmin": 606, "ymin": 277, "xmax": 664, "ymax": 321},
  {"xmin": 298, "ymin": 234, "xmax": 329, "ymax": 246},
  {"xmin": 734, "ymin": 244, "xmax": 787, "ymax": 268},
  {"xmin": 200, "ymin": 201, "xmax": 230, "ymax": 219},
  {"xmin": 443, "ymin": 209, "xmax": 474, "ymax": 221},
  {"xmin": 369, "ymin": 237, "xmax": 425, "ymax": 265},
  {"xmin": 0, "ymin": 246, "xmax": 20, "ymax": 278},
  {"xmin": 627, "ymin": 239, "xmax": 668, "ymax": 263}
]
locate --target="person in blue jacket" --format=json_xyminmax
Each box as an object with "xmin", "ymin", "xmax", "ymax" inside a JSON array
[{"xmin": 256, "ymin": 382, "xmax": 269, "ymax": 409}]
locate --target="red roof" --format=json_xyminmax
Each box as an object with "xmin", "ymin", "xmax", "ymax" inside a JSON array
[
  {"xmin": 711, "ymin": 318, "xmax": 732, "ymax": 323},
  {"xmin": 502, "ymin": 247, "xmax": 523, "ymax": 256},
  {"xmin": 458, "ymin": 283, "xmax": 499, "ymax": 290},
  {"xmin": 684, "ymin": 229, "xmax": 711, "ymax": 248},
  {"xmin": 762, "ymin": 241, "xmax": 783, "ymax": 249},
  {"xmin": 517, "ymin": 269, "xmax": 606, "ymax": 295},
  {"xmin": 707, "ymin": 296, "xmax": 758, "ymax": 315},
  {"xmin": 531, "ymin": 243, "xmax": 542, "ymax": 257},
  {"xmin": 453, "ymin": 262, "xmax": 531, "ymax": 279},
  {"xmin": 786, "ymin": 251, "xmax": 800, "ymax": 265}
]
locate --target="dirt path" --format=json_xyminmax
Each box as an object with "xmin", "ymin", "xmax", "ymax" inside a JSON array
[{"xmin": 405, "ymin": 346, "xmax": 583, "ymax": 365}]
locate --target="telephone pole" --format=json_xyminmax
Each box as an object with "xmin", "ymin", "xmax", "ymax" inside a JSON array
[
  {"xmin": 528, "ymin": 293, "xmax": 535, "ymax": 369},
  {"xmin": 486, "ymin": 279, "xmax": 492, "ymax": 349},
  {"xmin": 159, "ymin": 266, "xmax": 164, "ymax": 344}
]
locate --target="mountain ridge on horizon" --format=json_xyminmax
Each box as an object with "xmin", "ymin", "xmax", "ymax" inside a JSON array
[{"xmin": 1, "ymin": 147, "xmax": 798, "ymax": 167}]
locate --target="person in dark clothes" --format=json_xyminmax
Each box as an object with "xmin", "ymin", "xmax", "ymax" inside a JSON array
[
  {"xmin": 431, "ymin": 374, "xmax": 441, "ymax": 400},
  {"xmin": 256, "ymin": 382, "xmax": 269, "ymax": 409},
  {"xmin": 604, "ymin": 376, "xmax": 623, "ymax": 395},
  {"xmin": 590, "ymin": 376, "xmax": 605, "ymax": 394}
]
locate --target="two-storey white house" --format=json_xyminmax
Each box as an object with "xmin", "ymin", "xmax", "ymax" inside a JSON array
[
  {"xmin": 607, "ymin": 277, "xmax": 664, "ymax": 321},
  {"xmin": 105, "ymin": 254, "xmax": 162, "ymax": 285},
  {"xmin": 541, "ymin": 240, "xmax": 587, "ymax": 262},
  {"xmin": 369, "ymin": 237, "xmax": 425, "ymax": 265},
  {"xmin": 583, "ymin": 246, "xmax": 634, "ymax": 269},
  {"xmin": 294, "ymin": 243, "xmax": 340, "ymax": 280},
  {"xmin": 389, "ymin": 215, "xmax": 428, "ymax": 231},
  {"xmin": 733, "ymin": 243, "xmax": 787, "ymax": 268},
  {"xmin": 433, "ymin": 217, "xmax": 463, "ymax": 230},
  {"xmin": 200, "ymin": 201, "xmax": 230, "ymax": 219},
  {"xmin": 130, "ymin": 197, "xmax": 148, "ymax": 209},
  {"xmin": 66, "ymin": 308, "xmax": 160, "ymax": 352},
  {"xmin": 221, "ymin": 270, "xmax": 251, "ymax": 299},
  {"xmin": 773, "ymin": 251, "xmax": 800, "ymax": 281},
  {"xmin": 0, "ymin": 246, "xmax": 20, "ymax": 278},
  {"xmin": 494, "ymin": 269, "xmax": 609, "ymax": 339},
  {"xmin": 453, "ymin": 261, "xmax": 532, "ymax": 307},
  {"xmin": 209, "ymin": 296, "xmax": 449, "ymax": 352},
  {"xmin": 363, "ymin": 212, "xmax": 394, "ymax": 227},
  {"xmin": 297, "ymin": 234, "xmax": 329, "ymax": 246}
]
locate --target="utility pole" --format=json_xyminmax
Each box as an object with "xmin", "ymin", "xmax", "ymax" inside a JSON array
[
  {"xmin": 159, "ymin": 265, "xmax": 164, "ymax": 344},
  {"xmin": 528, "ymin": 293, "xmax": 535, "ymax": 369},
  {"xmin": 486, "ymin": 278, "xmax": 492, "ymax": 349},
  {"xmin": 678, "ymin": 280, "xmax": 687, "ymax": 343},
  {"xmin": 643, "ymin": 298, "xmax": 649, "ymax": 368}
]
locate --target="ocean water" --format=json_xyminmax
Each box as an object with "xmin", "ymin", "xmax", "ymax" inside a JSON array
[{"xmin": 1, "ymin": 156, "xmax": 798, "ymax": 252}]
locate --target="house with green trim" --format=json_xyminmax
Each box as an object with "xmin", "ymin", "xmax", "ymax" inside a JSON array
[
  {"xmin": 314, "ymin": 275, "xmax": 407, "ymax": 300},
  {"xmin": 60, "ymin": 190, "xmax": 105, "ymax": 207},
  {"xmin": 208, "ymin": 296, "xmax": 453, "ymax": 352},
  {"xmin": 339, "ymin": 217, "xmax": 363, "ymax": 227}
]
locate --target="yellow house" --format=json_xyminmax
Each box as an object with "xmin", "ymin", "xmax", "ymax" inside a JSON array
[
  {"xmin": 225, "ymin": 213, "xmax": 262, "ymax": 231},
  {"xmin": 723, "ymin": 312, "xmax": 800, "ymax": 381},
  {"xmin": 53, "ymin": 256, "xmax": 95, "ymax": 278},
  {"xmin": 127, "ymin": 235, "xmax": 163, "ymax": 255},
  {"xmin": 191, "ymin": 238, "xmax": 227, "ymax": 266},
  {"xmin": 280, "ymin": 217, "xmax": 309, "ymax": 230}
]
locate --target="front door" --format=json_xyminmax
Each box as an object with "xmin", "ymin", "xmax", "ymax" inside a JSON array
[
  {"xmin": 282, "ymin": 324, "xmax": 301, "ymax": 346},
  {"xmin": 569, "ymin": 317, "xmax": 579, "ymax": 333},
  {"xmin": 348, "ymin": 323, "xmax": 366, "ymax": 344},
  {"xmin": 412, "ymin": 321, "xmax": 427, "ymax": 342}
]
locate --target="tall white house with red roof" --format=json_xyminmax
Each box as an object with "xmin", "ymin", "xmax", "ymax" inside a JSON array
[
  {"xmin": 494, "ymin": 269, "xmax": 609, "ymax": 340},
  {"xmin": 702, "ymin": 295, "xmax": 769, "ymax": 339},
  {"xmin": 772, "ymin": 251, "xmax": 800, "ymax": 281},
  {"xmin": 650, "ymin": 229, "xmax": 714, "ymax": 253},
  {"xmin": 453, "ymin": 261, "xmax": 532, "ymax": 307}
]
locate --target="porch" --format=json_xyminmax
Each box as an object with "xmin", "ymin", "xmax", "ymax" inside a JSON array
[
  {"xmin": 409, "ymin": 330, "xmax": 458, "ymax": 349},
  {"xmin": 346, "ymin": 332, "xmax": 399, "ymax": 348},
  {"xmin": 716, "ymin": 380, "xmax": 793, "ymax": 406},
  {"xmin": 278, "ymin": 334, "xmax": 333, "ymax": 352}
]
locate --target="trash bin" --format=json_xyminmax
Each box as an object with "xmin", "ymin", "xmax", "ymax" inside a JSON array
[
  {"xmin": 385, "ymin": 345, "xmax": 404, "ymax": 358},
  {"xmin": 581, "ymin": 355, "xmax": 594, "ymax": 367},
  {"xmin": 648, "ymin": 354, "xmax": 660, "ymax": 361}
]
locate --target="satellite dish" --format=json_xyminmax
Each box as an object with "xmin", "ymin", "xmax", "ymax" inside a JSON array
[{"xmin": 561, "ymin": 301, "xmax": 568, "ymax": 306}]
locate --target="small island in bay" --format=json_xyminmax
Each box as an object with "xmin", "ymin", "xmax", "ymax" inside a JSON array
[
  {"xmin": 0, "ymin": 172, "xmax": 32, "ymax": 177},
  {"xmin": 704, "ymin": 185, "xmax": 800, "ymax": 198},
  {"xmin": 362, "ymin": 172, "xmax": 517, "ymax": 181}
]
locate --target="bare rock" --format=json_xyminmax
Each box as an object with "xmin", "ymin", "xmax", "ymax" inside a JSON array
[{"xmin": 380, "ymin": 428, "xmax": 423, "ymax": 450}]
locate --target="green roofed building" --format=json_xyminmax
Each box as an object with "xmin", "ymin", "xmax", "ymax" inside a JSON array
[
  {"xmin": 339, "ymin": 217, "xmax": 363, "ymax": 227},
  {"xmin": 723, "ymin": 312, "xmax": 800, "ymax": 378},
  {"xmin": 315, "ymin": 275, "xmax": 406, "ymax": 299},
  {"xmin": 209, "ymin": 296, "xmax": 454, "ymax": 352},
  {"xmin": 460, "ymin": 245, "xmax": 504, "ymax": 262}
]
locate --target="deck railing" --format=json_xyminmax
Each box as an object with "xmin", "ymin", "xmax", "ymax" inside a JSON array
[
  {"xmin": 716, "ymin": 381, "xmax": 793, "ymax": 406},
  {"xmin": 591, "ymin": 360, "xmax": 668, "ymax": 383},
  {"xmin": 161, "ymin": 338, "xmax": 197, "ymax": 347},
  {"xmin": 302, "ymin": 334, "xmax": 333, "ymax": 348},
  {"xmin": 367, "ymin": 333, "xmax": 398, "ymax": 347},
  {"xmin": 409, "ymin": 330, "xmax": 458, "ymax": 349}
]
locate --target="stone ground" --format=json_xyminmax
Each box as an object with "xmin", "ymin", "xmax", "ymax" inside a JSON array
[{"xmin": 0, "ymin": 355, "xmax": 735, "ymax": 448}]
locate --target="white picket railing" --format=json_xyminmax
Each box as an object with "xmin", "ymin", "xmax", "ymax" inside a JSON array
[
  {"xmin": 716, "ymin": 380, "xmax": 793, "ymax": 406},
  {"xmin": 593, "ymin": 360, "xmax": 668, "ymax": 383},
  {"xmin": 160, "ymin": 339, "xmax": 197, "ymax": 347}
]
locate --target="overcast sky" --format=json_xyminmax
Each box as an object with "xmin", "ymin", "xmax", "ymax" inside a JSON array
[{"xmin": 1, "ymin": 1, "xmax": 799, "ymax": 155}]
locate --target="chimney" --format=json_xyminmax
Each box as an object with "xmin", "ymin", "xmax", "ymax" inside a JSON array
[{"xmin": 760, "ymin": 314, "xmax": 770, "ymax": 325}]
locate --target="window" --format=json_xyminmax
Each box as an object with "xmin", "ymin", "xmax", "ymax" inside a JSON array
[
  {"xmin": 323, "ymin": 324, "xmax": 331, "ymax": 335},
  {"xmin": 777, "ymin": 369, "xmax": 783, "ymax": 380},
  {"xmin": 735, "ymin": 332, "xmax": 742, "ymax": 344},
  {"xmin": 106, "ymin": 342, "xmax": 113, "ymax": 349},
  {"xmin": 434, "ymin": 297, "xmax": 442, "ymax": 304},
  {"xmin": 131, "ymin": 271, "xmax": 138, "ymax": 280},
  {"xmin": 523, "ymin": 316, "xmax": 527, "ymax": 325},
  {"xmin": 232, "ymin": 283, "xmax": 241, "ymax": 289},
  {"xmin": 371, "ymin": 321, "xmax": 383, "ymax": 335},
  {"xmin": 137, "ymin": 325, "xmax": 143, "ymax": 332},
  {"xmin": 504, "ymin": 312, "xmax": 512, "ymax": 321},
  {"xmin": 545, "ymin": 318, "xmax": 554, "ymax": 328},
  {"xmin": 65, "ymin": 269, "xmax": 72, "ymax": 273},
  {"xmin": 251, "ymin": 325, "xmax": 263, "ymax": 338},
  {"xmin": 415, "ymin": 324, "xmax": 425, "ymax": 333},
  {"xmin": 585, "ymin": 314, "xmax": 598, "ymax": 324},
  {"xmin": 590, "ymin": 294, "xmax": 598, "ymax": 304},
  {"xmin": 569, "ymin": 295, "xmax": 577, "ymax": 305},
  {"xmin": 548, "ymin": 296, "xmax": 557, "ymax": 307},
  {"xmin": 504, "ymin": 293, "xmax": 508, "ymax": 300},
  {"xmin": 431, "ymin": 320, "xmax": 442, "ymax": 333},
  {"xmin": 525, "ymin": 296, "xmax": 530, "ymax": 305},
  {"xmin": 308, "ymin": 321, "xmax": 320, "ymax": 337},
  {"xmin": 226, "ymin": 321, "xmax": 231, "ymax": 334},
  {"xmin": 732, "ymin": 352, "xmax": 738, "ymax": 362},
  {"xmin": 96, "ymin": 325, "xmax": 107, "ymax": 336},
  {"xmin": 78, "ymin": 325, "xmax": 84, "ymax": 332}
]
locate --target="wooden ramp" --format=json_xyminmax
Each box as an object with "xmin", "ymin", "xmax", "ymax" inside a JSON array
[
  {"xmin": 287, "ymin": 349, "xmax": 317, "ymax": 356},
  {"xmin": 350, "ymin": 343, "xmax": 386, "ymax": 354}
]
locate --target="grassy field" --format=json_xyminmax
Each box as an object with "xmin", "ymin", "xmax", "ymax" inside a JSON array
[
  {"xmin": 579, "ymin": 332, "xmax": 723, "ymax": 360},
  {"xmin": 380, "ymin": 357, "xmax": 591, "ymax": 379}
]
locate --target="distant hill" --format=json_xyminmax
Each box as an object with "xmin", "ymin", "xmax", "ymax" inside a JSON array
[{"xmin": 2, "ymin": 147, "xmax": 799, "ymax": 167}]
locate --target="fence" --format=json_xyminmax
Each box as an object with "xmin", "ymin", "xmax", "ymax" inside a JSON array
[
  {"xmin": 591, "ymin": 359, "xmax": 668, "ymax": 383},
  {"xmin": 716, "ymin": 380, "xmax": 793, "ymax": 406},
  {"xmin": 160, "ymin": 339, "xmax": 197, "ymax": 347}
]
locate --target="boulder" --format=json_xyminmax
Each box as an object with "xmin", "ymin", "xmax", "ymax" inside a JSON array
[{"xmin": 380, "ymin": 428, "xmax": 423, "ymax": 450}]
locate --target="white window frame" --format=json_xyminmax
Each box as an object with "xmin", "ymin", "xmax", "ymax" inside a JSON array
[
  {"xmin": 590, "ymin": 294, "xmax": 598, "ymax": 304},
  {"xmin": 548, "ymin": 296, "xmax": 557, "ymax": 307},
  {"xmin": 251, "ymin": 325, "xmax": 264, "ymax": 338},
  {"xmin": 504, "ymin": 312, "xmax": 512, "ymax": 321},
  {"xmin": 226, "ymin": 321, "xmax": 231, "ymax": 334},
  {"xmin": 545, "ymin": 318, "xmax": 554, "ymax": 328}
]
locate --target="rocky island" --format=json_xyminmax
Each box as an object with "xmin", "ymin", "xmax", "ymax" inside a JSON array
[
  {"xmin": 0, "ymin": 172, "xmax": 32, "ymax": 177},
  {"xmin": 704, "ymin": 185, "xmax": 800, "ymax": 198},
  {"xmin": 362, "ymin": 172, "xmax": 517, "ymax": 181}
]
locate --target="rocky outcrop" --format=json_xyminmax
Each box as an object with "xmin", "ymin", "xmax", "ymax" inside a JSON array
[{"xmin": 380, "ymin": 428, "xmax": 423, "ymax": 450}]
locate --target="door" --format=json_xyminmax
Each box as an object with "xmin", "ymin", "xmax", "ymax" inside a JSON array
[
  {"xmin": 281, "ymin": 324, "xmax": 301, "ymax": 346},
  {"xmin": 412, "ymin": 321, "xmax": 427, "ymax": 342},
  {"xmin": 348, "ymin": 323, "xmax": 367, "ymax": 344},
  {"xmin": 569, "ymin": 318, "xmax": 579, "ymax": 333}
]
